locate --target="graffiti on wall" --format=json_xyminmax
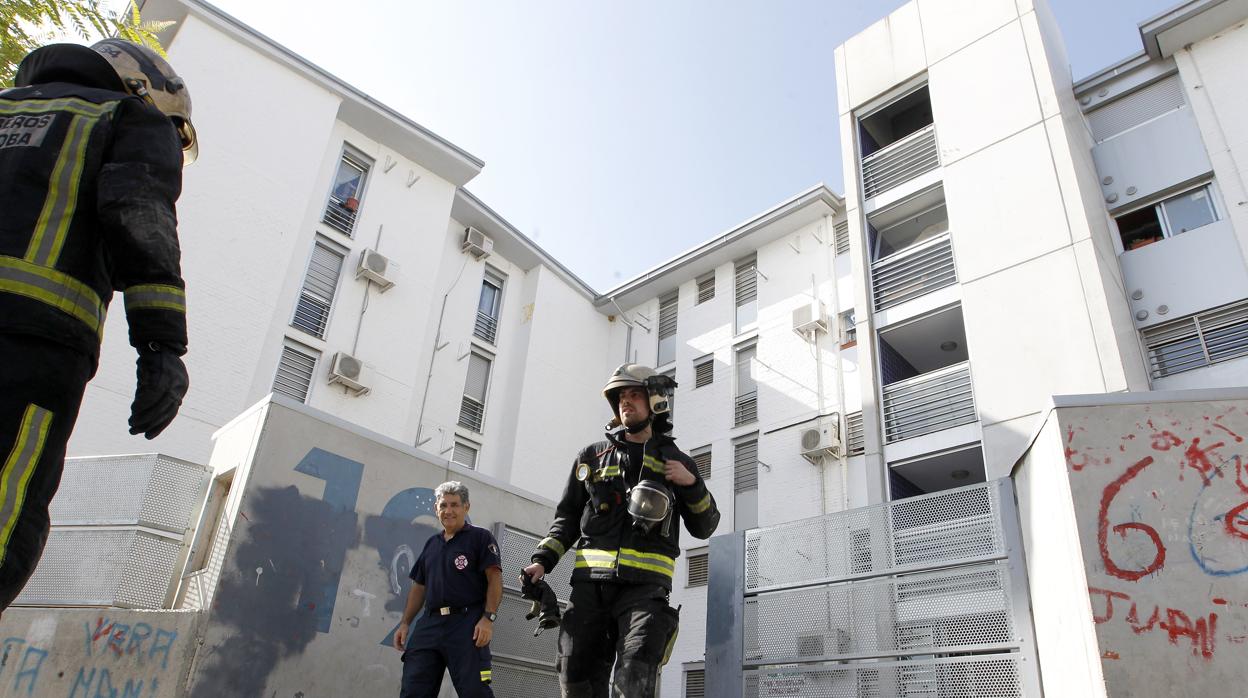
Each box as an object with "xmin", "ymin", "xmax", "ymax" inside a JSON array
[
  {"xmin": 190, "ymin": 448, "xmax": 439, "ymax": 696},
  {"xmin": 1066, "ymin": 403, "xmax": 1248, "ymax": 663},
  {"xmin": 0, "ymin": 616, "xmax": 184, "ymax": 697}
]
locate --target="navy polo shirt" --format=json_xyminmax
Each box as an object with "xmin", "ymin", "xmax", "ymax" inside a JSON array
[{"xmin": 410, "ymin": 523, "xmax": 502, "ymax": 609}]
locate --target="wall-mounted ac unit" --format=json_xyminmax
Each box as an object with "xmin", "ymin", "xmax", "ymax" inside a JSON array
[
  {"xmin": 462, "ymin": 226, "xmax": 494, "ymax": 260},
  {"xmin": 800, "ymin": 415, "xmax": 842, "ymax": 462},
  {"xmin": 355, "ymin": 249, "xmax": 395, "ymax": 292},
  {"xmin": 792, "ymin": 301, "xmax": 828, "ymax": 335},
  {"xmin": 328, "ymin": 351, "xmax": 370, "ymax": 395}
]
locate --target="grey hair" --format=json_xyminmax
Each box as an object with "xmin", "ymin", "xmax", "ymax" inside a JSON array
[{"xmin": 435, "ymin": 481, "xmax": 470, "ymax": 505}]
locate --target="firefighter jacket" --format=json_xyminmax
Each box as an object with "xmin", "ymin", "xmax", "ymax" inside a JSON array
[
  {"xmin": 0, "ymin": 80, "xmax": 187, "ymax": 362},
  {"xmin": 532, "ymin": 432, "xmax": 720, "ymax": 591}
]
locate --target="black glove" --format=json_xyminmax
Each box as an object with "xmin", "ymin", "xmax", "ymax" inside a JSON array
[
  {"xmin": 129, "ymin": 342, "xmax": 189, "ymax": 439},
  {"xmin": 520, "ymin": 572, "xmax": 561, "ymax": 636}
]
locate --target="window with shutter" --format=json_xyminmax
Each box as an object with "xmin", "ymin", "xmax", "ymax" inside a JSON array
[
  {"xmin": 1086, "ymin": 74, "xmax": 1185, "ymax": 143},
  {"xmin": 475, "ymin": 269, "xmax": 504, "ymax": 345},
  {"xmin": 684, "ymin": 668, "xmax": 705, "ymax": 698},
  {"xmin": 452, "ymin": 441, "xmax": 479, "ymax": 469},
  {"xmin": 1142, "ymin": 298, "xmax": 1248, "ymax": 378},
  {"xmin": 696, "ymin": 273, "xmax": 715, "ymax": 304},
  {"xmin": 734, "ymin": 343, "xmax": 757, "ymax": 426},
  {"xmin": 323, "ymin": 147, "xmax": 371, "ymax": 236},
  {"xmin": 733, "ymin": 438, "xmax": 758, "ymax": 493},
  {"xmin": 691, "ymin": 446, "xmax": 712, "ymax": 480},
  {"xmin": 292, "ymin": 239, "xmax": 345, "ymax": 338},
  {"xmin": 734, "ymin": 255, "xmax": 757, "ymax": 333},
  {"xmin": 846, "ymin": 411, "xmax": 865, "ymax": 456},
  {"xmin": 694, "ymin": 356, "xmax": 713, "ymax": 388},
  {"xmin": 459, "ymin": 353, "xmax": 492, "ymax": 432},
  {"xmin": 273, "ymin": 342, "xmax": 318, "ymax": 403},
  {"xmin": 658, "ymin": 293, "xmax": 678, "ymax": 365},
  {"xmin": 834, "ymin": 220, "xmax": 850, "ymax": 256},
  {"xmin": 687, "ymin": 551, "xmax": 709, "ymax": 587}
]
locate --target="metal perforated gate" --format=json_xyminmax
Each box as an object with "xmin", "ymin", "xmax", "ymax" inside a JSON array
[{"xmin": 708, "ymin": 480, "xmax": 1042, "ymax": 697}]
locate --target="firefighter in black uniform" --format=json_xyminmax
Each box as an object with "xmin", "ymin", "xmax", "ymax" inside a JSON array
[
  {"xmin": 0, "ymin": 39, "xmax": 197, "ymax": 611},
  {"xmin": 523, "ymin": 364, "xmax": 721, "ymax": 697}
]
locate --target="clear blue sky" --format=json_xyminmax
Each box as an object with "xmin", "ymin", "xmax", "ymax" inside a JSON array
[{"xmin": 192, "ymin": 0, "xmax": 1178, "ymax": 290}]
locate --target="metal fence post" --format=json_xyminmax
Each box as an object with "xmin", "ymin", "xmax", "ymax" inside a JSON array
[{"xmin": 706, "ymin": 530, "xmax": 745, "ymax": 698}]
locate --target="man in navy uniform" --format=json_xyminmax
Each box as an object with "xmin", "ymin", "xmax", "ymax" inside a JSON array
[{"xmin": 394, "ymin": 481, "xmax": 503, "ymax": 697}]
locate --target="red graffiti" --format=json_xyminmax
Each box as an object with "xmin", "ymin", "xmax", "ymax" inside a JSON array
[
  {"xmin": 1181, "ymin": 437, "xmax": 1226, "ymax": 485},
  {"xmin": 1212, "ymin": 422, "xmax": 1244, "ymax": 443},
  {"xmin": 1235, "ymin": 455, "xmax": 1248, "ymax": 495},
  {"xmin": 1099, "ymin": 457, "xmax": 1165, "ymax": 581},
  {"xmin": 91, "ymin": 618, "xmax": 112, "ymax": 642},
  {"xmin": 1224, "ymin": 500, "xmax": 1248, "ymax": 541},
  {"xmin": 1102, "ymin": 651, "xmax": 1120, "ymax": 660},
  {"xmin": 1161, "ymin": 609, "xmax": 1218, "ymax": 659},
  {"xmin": 1066, "ymin": 426, "xmax": 1090, "ymax": 471},
  {"xmin": 1151, "ymin": 430, "xmax": 1183, "ymax": 452},
  {"xmin": 1089, "ymin": 587, "xmax": 1130, "ymax": 623},
  {"xmin": 1127, "ymin": 604, "xmax": 1160, "ymax": 634}
]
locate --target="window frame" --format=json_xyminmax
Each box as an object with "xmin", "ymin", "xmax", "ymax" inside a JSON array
[
  {"xmin": 1116, "ymin": 182, "xmax": 1220, "ymax": 251},
  {"xmin": 322, "ymin": 144, "xmax": 373, "ymax": 238},
  {"xmin": 733, "ymin": 341, "xmax": 758, "ymax": 427},
  {"xmin": 458, "ymin": 351, "xmax": 494, "ymax": 434},
  {"xmin": 657, "ymin": 292, "xmax": 679, "ymax": 367},
  {"xmin": 690, "ymin": 445, "xmax": 712, "ymax": 480},
  {"xmin": 734, "ymin": 254, "xmax": 758, "ymax": 335},
  {"xmin": 452, "ymin": 439, "xmax": 481, "ymax": 470},
  {"xmin": 695, "ymin": 273, "xmax": 716, "ymax": 305},
  {"xmin": 273, "ymin": 339, "xmax": 320, "ymax": 403},
  {"xmin": 686, "ymin": 548, "xmax": 709, "ymax": 588},
  {"xmin": 693, "ymin": 355, "xmax": 714, "ymax": 389},
  {"xmin": 474, "ymin": 267, "xmax": 505, "ymax": 345},
  {"xmin": 290, "ymin": 236, "xmax": 348, "ymax": 340},
  {"xmin": 839, "ymin": 308, "xmax": 857, "ymax": 348}
]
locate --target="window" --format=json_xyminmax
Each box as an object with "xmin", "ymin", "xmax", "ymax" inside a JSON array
[
  {"xmin": 458, "ymin": 353, "xmax": 492, "ymax": 433},
  {"xmin": 1117, "ymin": 184, "xmax": 1218, "ymax": 251},
  {"xmin": 846, "ymin": 411, "xmax": 865, "ymax": 456},
  {"xmin": 687, "ymin": 550, "xmax": 709, "ymax": 587},
  {"xmin": 452, "ymin": 440, "xmax": 479, "ymax": 469},
  {"xmin": 839, "ymin": 309, "xmax": 857, "ymax": 347},
  {"xmin": 691, "ymin": 446, "xmax": 712, "ymax": 480},
  {"xmin": 475, "ymin": 269, "xmax": 504, "ymax": 345},
  {"xmin": 734, "ymin": 343, "xmax": 758, "ymax": 427},
  {"xmin": 694, "ymin": 356, "xmax": 713, "ymax": 388},
  {"xmin": 662, "ymin": 369, "xmax": 676, "ymax": 423},
  {"xmin": 323, "ymin": 147, "xmax": 371, "ymax": 236},
  {"xmin": 273, "ymin": 342, "xmax": 318, "ymax": 403},
  {"xmin": 696, "ymin": 273, "xmax": 715, "ymax": 304},
  {"xmin": 734, "ymin": 255, "xmax": 758, "ymax": 333},
  {"xmin": 834, "ymin": 220, "xmax": 850, "ymax": 256},
  {"xmin": 1142, "ymin": 299, "xmax": 1248, "ymax": 379},
  {"xmin": 1086, "ymin": 74, "xmax": 1185, "ymax": 143},
  {"xmin": 733, "ymin": 436, "xmax": 759, "ymax": 531},
  {"xmin": 684, "ymin": 668, "xmax": 705, "ymax": 698},
  {"xmin": 291, "ymin": 239, "xmax": 345, "ymax": 339},
  {"xmin": 657, "ymin": 292, "xmax": 678, "ymax": 366}
]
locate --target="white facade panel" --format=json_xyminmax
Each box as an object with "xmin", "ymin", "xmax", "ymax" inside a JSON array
[
  {"xmin": 842, "ymin": 2, "xmax": 927, "ymax": 112},
  {"xmin": 917, "ymin": 0, "xmax": 1019, "ymax": 65},
  {"xmin": 928, "ymin": 21, "xmax": 1042, "ymax": 166},
  {"xmin": 943, "ymin": 124, "xmax": 1072, "ymax": 283},
  {"xmin": 1092, "ymin": 107, "xmax": 1212, "ymax": 211},
  {"xmin": 1121, "ymin": 220, "xmax": 1248, "ymax": 328}
]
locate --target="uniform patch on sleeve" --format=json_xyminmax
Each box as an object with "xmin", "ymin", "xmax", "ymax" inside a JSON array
[{"xmin": 0, "ymin": 113, "xmax": 55, "ymax": 149}]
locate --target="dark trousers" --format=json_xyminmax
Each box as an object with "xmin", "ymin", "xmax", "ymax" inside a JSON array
[
  {"xmin": 400, "ymin": 609, "xmax": 494, "ymax": 698},
  {"xmin": 0, "ymin": 334, "xmax": 93, "ymax": 610},
  {"xmin": 557, "ymin": 582, "xmax": 680, "ymax": 698}
]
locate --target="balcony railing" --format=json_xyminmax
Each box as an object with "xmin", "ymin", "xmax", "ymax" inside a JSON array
[
  {"xmin": 322, "ymin": 195, "xmax": 360, "ymax": 236},
  {"xmin": 861, "ymin": 124, "xmax": 940, "ymax": 200},
  {"xmin": 871, "ymin": 233, "xmax": 957, "ymax": 312},
  {"xmin": 459, "ymin": 396, "xmax": 485, "ymax": 433},
  {"xmin": 734, "ymin": 390, "xmax": 758, "ymax": 427},
  {"xmin": 474, "ymin": 310, "xmax": 499, "ymax": 345},
  {"xmin": 882, "ymin": 361, "xmax": 976, "ymax": 443}
]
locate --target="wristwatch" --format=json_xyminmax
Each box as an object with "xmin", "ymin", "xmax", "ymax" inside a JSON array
[{"xmin": 484, "ymin": 611, "xmax": 498, "ymax": 622}]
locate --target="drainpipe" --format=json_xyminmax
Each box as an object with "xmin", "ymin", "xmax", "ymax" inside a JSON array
[
  {"xmin": 415, "ymin": 256, "xmax": 470, "ymax": 448},
  {"xmin": 825, "ymin": 214, "xmax": 850, "ymax": 512}
]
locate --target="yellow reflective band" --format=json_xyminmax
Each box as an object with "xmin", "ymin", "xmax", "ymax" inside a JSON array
[
  {"xmin": 124, "ymin": 283, "xmax": 187, "ymax": 313},
  {"xmin": 689, "ymin": 492, "xmax": 713, "ymax": 514},
  {"xmin": 27, "ymin": 114, "xmax": 93, "ymax": 264},
  {"xmin": 575, "ymin": 548, "xmax": 619, "ymax": 569},
  {"xmin": 642, "ymin": 455, "xmax": 666, "ymax": 474},
  {"xmin": 480, "ymin": 670, "xmax": 492, "ymax": 683},
  {"xmin": 0, "ymin": 255, "xmax": 105, "ymax": 335},
  {"xmin": 0, "ymin": 98, "xmax": 115, "ymax": 119},
  {"xmin": 0, "ymin": 405, "xmax": 53, "ymax": 567},
  {"xmin": 618, "ymin": 548, "xmax": 675, "ymax": 577},
  {"xmin": 595, "ymin": 465, "xmax": 620, "ymax": 481},
  {"xmin": 538, "ymin": 536, "xmax": 565, "ymax": 557}
]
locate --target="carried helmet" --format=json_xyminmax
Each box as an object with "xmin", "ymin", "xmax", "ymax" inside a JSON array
[
  {"xmin": 91, "ymin": 39, "xmax": 197, "ymax": 165},
  {"xmin": 627, "ymin": 481, "xmax": 672, "ymax": 533},
  {"xmin": 603, "ymin": 363, "xmax": 676, "ymax": 430}
]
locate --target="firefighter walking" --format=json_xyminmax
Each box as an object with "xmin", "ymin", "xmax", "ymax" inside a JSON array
[
  {"xmin": 0, "ymin": 39, "xmax": 197, "ymax": 610},
  {"xmin": 523, "ymin": 364, "xmax": 721, "ymax": 696}
]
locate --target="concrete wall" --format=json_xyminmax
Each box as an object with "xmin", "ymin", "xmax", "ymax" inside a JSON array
[
  {"xmin": 179, "ymin": 396, "xmax": 562, "ymax": 697},
  {"xmin": 1042, "ymin": 391, "xmax": 1248, "ymax": 697},
  {"xmin": 0, "ymin": 609, "xmax": 201, "ymax": 698}
]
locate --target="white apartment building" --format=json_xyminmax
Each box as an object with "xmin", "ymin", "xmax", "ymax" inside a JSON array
[{"xmin": 46, "ymin": 0, "xmax": 1248, "ymax": 695}]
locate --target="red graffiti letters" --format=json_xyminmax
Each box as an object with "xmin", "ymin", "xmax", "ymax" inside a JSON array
[{"xmin": 1098, "ymin": 457, "xmax": 1166, "ymax": 581}]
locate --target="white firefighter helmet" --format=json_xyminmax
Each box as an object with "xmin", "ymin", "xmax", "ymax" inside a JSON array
[
  {"xmin": 91, "ymin": 39, "xmax": 197, "ymax": 165},
  {"xmin": 602, "ymin": 363, "xmax": 676, "ymax": 428}
]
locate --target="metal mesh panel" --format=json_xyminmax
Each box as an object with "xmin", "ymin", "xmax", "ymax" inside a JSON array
[
  {"xmin": 490, "ymin": 661, "xmax": 561, "ymax": 698},
  {"xmin": 497, "ymin": 526, "xmax": 573, "ymax": 602},
  {"xmin": 745, "ymin": 562, "xmax": 1015, "ymax": 663},
  {"xmin": 745, "ymin": 484, "xmax": 1003, "ymax": 590},
  {"xmin": 745, "ymin": 655, "xmax": 1024, "ymax": 698},
  {"xmin": 116, "ymin": 533, "xmax": 183, "ymax": 607},
  {"xmin": 53, "ymin": 454, "xmax": 208, "ymax": 531},
  {"xmin": 491, "ymin": 591, "xmax": 559, "ymax": 666},
  {"xmin": 16, "ymin": 529, "xmax": 180, "ymax": 608}
]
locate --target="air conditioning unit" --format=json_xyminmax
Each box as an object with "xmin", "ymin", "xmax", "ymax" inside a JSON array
[
  {"xmin": 461, "ymin": 226, "xmax": 494, "ymax": 260},
  {"xmin": 355, "ymin": 249, "xmax": 395, "ymax": 292},
  {"xmin": 800, "ymin": 415, "xmax": 842, "ymax": 462},
  {"xmin": 792, "ymin": 301, "xmax": 828, "ymax": 335},
  {"xmin": 327, "ymin": 351, "xmax": 370, "ymax": 395}
]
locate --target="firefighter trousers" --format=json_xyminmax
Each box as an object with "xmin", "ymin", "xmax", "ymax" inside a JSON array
[
  {"xmin": 557, "ymin": 581, "xmax": 679, "ymax": 698},
  {"xmin": 0, "ymin": 334, "xmax": 93, "ymax": 610}
]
